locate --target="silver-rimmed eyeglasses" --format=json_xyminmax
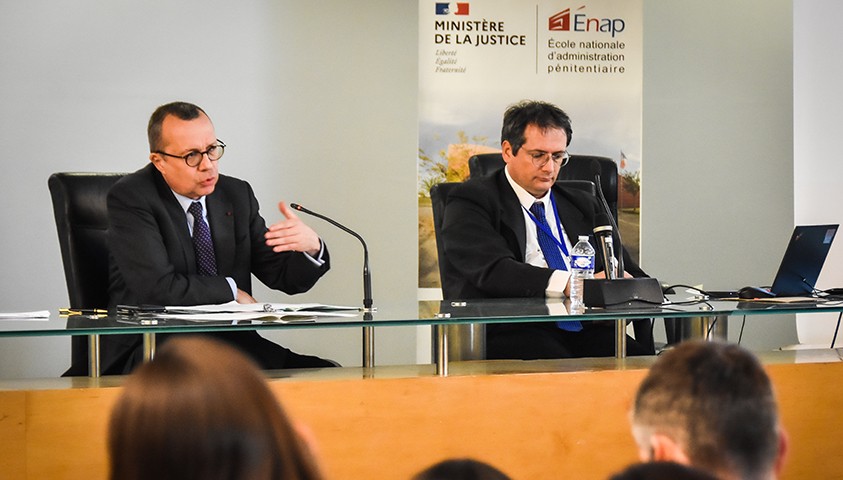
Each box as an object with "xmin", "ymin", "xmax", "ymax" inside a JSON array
[
  {"xmin": 526, "ymin": 149, "xmax": 569, "ymax": 168},
  {"xmin": 155, "ymin": 140, "xmax": 226, "ymax": 168}
]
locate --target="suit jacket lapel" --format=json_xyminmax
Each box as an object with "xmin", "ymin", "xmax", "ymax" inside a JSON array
[
  {"xmin": 495, "ymin": 170, "xmax": 527, "ymax": 261},
  {"xmin": 206, "ymin": 187, "xmax": 235, "ymax": 276},
  {"xmin": 150, "ymin": 165, "xmax": 197, "ymax": 273}
]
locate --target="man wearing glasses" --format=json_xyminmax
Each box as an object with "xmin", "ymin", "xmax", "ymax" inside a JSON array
[
  {"xmin": 440, "ymin": 100, "xmax": 650, "ymax": 359},
  {"xmin": 105, "ymin": 101, "xmax": 333, "ymax": 374}
]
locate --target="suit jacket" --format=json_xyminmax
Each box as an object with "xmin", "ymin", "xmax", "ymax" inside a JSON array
[
  {"xmin": 440, "ymin": 169, "xmax": 644, "ymax": 300},
  {"xmin": 98, "ymin": 163, "xmax": 330, "ymax": 373}
]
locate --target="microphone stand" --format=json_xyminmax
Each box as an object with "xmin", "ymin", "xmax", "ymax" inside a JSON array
[
  {"xmin": 593, "ymin": 222, "xmax": 617, "ymax": 279},
  {"xmin": 593, "ymin": 167, "xmax": 626, "ymax": 358},
  {"xmin": 290, "ymin": 203, "xmax": 375, "ymax": 368},
  {"xmin": 593, "ymin": 172, "xmax": 624, "ymax": 276},
  {"xmin": 589, "ymin": 163, "xmax": 662, "ymax": 358}
]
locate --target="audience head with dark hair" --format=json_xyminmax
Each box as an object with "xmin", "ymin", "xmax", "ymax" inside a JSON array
[
  {"xmin": 609, "ymin": 461, "xmax": 719, "ymax": 480},
  {"xmin": 413, "ymin": 458, "xmax": 512, "ymax": 480},
  {"xmin": 630, "ymin": 340, "xmax": 788, "ymax": 480},
  {"xmin": 108, "ymin": 337, "xmax": 323, "ymax": 480}
]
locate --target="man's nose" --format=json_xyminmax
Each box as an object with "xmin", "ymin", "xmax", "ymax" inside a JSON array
[{"xmin": 197, "ymin": 152, "xmax": 215, "ymax": 169}]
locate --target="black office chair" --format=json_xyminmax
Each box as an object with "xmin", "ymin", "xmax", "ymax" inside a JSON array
[
  {"xmin": 468, "ymin": 153, "xmax": 618, "ymax": 221},
  {"xmin": 429, "ymin": 182, "xmax": 485, "ymax": 361},
  {"xmin": 430, "ymin": 182, "xmax": 458, "ymax": 294},
  {"xmin": 48, "ymin": 172, "xmax": 126, "ymax": 376},
  {"xmin": 465, "ymin": 153, "xmax": 655, "ymax": 353}
]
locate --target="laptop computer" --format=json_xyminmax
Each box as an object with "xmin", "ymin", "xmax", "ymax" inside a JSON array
[
  {"xmin": 707, "ymin": 224, "xmax": 838, "ymax": 298},
  {"xmin": 768, "ymin": 224, "xmax": 838, "ymax": 296}
]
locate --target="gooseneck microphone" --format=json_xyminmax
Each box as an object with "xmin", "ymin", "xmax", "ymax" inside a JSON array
[
  {"xmin": 593, "ymin": 213, "xmax": 617, "ymax": 279},
  {"xmin": 290, "ymin": 203, "xmax": 373, "ymax": 311},
  {"xmin": 590, "ymin": 161, "xmax": 625, "ymax": 275}
]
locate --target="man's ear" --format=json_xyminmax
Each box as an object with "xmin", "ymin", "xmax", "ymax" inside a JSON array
[
  {"xmin": 774, "ymin": 427, "xmax": 789, "ymax": 477},
  {"xmin": 649, "ymin": 433, "xmax": 691, "ymax": 466},
  {"xmin": 501, "ymin": 140, "xmax": 515, "ymax": 163},
  {"xmin": 150, "ymin": 153, "xmax": 165, "ymax": 173}
]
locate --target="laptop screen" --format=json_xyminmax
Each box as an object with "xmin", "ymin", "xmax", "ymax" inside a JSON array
[{"xmin": 769, "ymin": 224, "xmax": 838, "ymax": 296}]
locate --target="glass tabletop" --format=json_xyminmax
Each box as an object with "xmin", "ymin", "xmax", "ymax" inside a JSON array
[{"xmin": 1, "ymin": 296, "xmax": 842, "ymax": 338}]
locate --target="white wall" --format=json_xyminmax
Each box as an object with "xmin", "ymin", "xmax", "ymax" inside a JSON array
[
  {"xmin": 793, "ymin": 0, "xmax": 843, "ymax": 345},
  {"xmin": 0, "ymin": 0, "xmax": 799, "ymax": 379},
  {"xmin": 642, "ymin": 0, "xmax": 796, "ymax": 348},
  {"xmin": 0, "ymin": 1, "xmax": 419, "ymax": 378}
]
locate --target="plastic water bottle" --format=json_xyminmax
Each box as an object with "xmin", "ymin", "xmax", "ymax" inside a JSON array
[{"xmin": 569, "ymin": 235, "xmax": 595, "ymax": 310}]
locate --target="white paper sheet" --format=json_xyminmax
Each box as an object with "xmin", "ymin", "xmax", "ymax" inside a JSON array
[{"xmin": 0, "ymin": 310, "xmax": 50, "ymax": 320}]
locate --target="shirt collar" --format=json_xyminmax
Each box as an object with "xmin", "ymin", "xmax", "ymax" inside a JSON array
[
  {"xmin": 504, "ymin": 165, "xmax": 552, "ymax": 210},
  {"xmin": 171, "ymin": 191, "xmax": 207, "ymax": 216}
]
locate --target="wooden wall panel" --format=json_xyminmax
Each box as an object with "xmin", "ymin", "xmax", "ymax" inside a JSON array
[
  {"xmin": 1, "ymin": 359, "xmax": 842, "ymax": 479},
  {"xmin": 0, "ymin": 391, "xmax": 27, "ymax": 480}
]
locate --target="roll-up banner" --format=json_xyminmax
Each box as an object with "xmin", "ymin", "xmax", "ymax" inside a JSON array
[{"xmin": 418, "ymin": 1, "xmax": 643, "ymax": 293}]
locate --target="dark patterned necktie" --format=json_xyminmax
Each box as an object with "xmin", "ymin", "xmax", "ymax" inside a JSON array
[
  {"xmin": 188, "ymin": 201, "xmax": 217, "ymax": 276},
  {"xmin": 529, "ymin": 201, "xmax": 581, "ymax": 332}
]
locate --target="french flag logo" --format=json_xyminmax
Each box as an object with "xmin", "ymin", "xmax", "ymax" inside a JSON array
[{"xmin": 435, "ymin": 3, "xmax": 470, "ymax": 15}]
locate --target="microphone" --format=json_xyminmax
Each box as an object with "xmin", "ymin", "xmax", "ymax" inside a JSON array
[
  {"xmin": 590, "ymin": 161, "xmax": 625, "ymax": 275},
  {"xmin": 593, "ymin": 213, "xmax": 617, "ymax": 279},
  {"xmin": 289, "ymin": 203, "xmax": 373, "ymax": 311}
]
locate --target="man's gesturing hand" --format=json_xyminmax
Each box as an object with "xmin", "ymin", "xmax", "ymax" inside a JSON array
[{"xmin": 265, "ymin": 201, "xmax": 321, "ymax": 256}]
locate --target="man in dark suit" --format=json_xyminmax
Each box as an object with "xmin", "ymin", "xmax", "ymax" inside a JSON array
[
  {"xmin": 440, "ymin": 100, "xmax": 651, "ymax": 359},
  {"xmin": 104, "ymin": 101, "xmax": 333, "ymax": 374}
]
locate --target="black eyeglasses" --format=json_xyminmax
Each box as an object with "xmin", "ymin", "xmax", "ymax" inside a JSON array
[
  {"xmin": 155, "ymin": 140, "xmax": 226, "ymax": 168},
  {"xmin": 525, "ymin": 149, "xmax": 570, "ymax": 168}
]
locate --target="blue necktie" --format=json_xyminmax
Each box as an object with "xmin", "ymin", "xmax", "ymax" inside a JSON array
[
  {"xmin": 188, "ymin": 201, "xmax": 217, "ymax": 276},
  {"xmin": 530, "ymin": 202, "xmax": 582, "ymax": 332},
  {"xmin": 530, "ymin": 202, "xmax": 567, "ymax": 271}
]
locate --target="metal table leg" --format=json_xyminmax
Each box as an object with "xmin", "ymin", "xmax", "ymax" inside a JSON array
[
  {"xmin": 675, "ymin": 315, "xmax": 729, "ymax": 342},
  {"xmin": 705, "ymin": 315, "xmax": 728, "ymax": 340},
  {"xmin": 362, "ymin": 309, "xmax": 375, "ymax": 368},
  {"xmin": 88, "ymin": 334, "xmax": 100, "ymax": 378},
  {"xmin": 435, "ymin": 324, "xmax": 449, "ymax": 376},
  {"xmin": 615, "ymin": 319, "xmax": 627, "ymax": 359},
  {"xmin": 363, "ymin": 325, "xmax": 375, "ymax": 368},
  {"xmin": 143, "ymin": 332, "xmax": 156, "ymax": 362}
]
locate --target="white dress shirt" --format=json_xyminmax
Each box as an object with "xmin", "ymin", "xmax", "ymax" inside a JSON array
[{"xmin": 504, "ymin": 166, "xmax": 572, "ymax": 297}]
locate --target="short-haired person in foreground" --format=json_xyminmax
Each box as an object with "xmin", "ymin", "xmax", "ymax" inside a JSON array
[
  {"xmin": 108, "ymin": 337, "xmax": 324, "ymax": 480},
  {"xmin": 440, "ymin": 100, "xmax": 651, "ymax": 359},
  {"xmin": 103, "ymin": 101, "xmax": 334, "ymax": 374},
  {"xmin": 412, "ymin": 458, "xmax": 512, "ymax": 480},
  {"xmin": 630, "ymin": 340, "xmax": 788, "ymax": 480}
]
